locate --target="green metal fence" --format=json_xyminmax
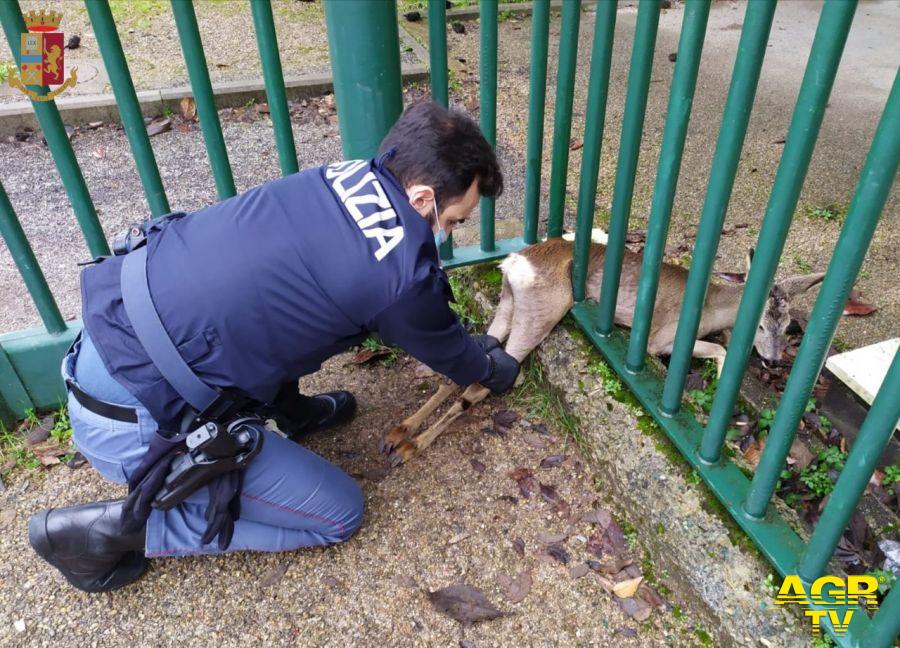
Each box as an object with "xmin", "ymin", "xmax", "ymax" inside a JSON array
[{"xmin": 0, "ymin": 1, "xmax": 898, "ymax": 645}]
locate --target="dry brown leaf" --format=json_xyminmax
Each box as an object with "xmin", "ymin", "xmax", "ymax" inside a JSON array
[
  {"xmin": 743, "ymin": 437, "xmax": 765, "ymax": 469},
  {"xmin": 580, "ymin": 508, "xmax": 612, "ymax": 528},
  {"xmin": 147, "ymin": 117, "xmax": 173, "ymax": 137},
  {"xmin": 470, "ymin": 458, "xmax": 486, "ymax": 474},
  {"xmin": 511, "ymin": 537, "xmax": 525, "ymax": 557},
  {"xmin": 569, "ymin": 139, "xmax": 583, "ymax": 151},
  {"xmin": 536, "ymin": 532, "xmax": 568, "ymax": 544},
  {"xmin": 348, "ymin": 347, "xmax": 391, "ymax": 365},
  {"xmin": 843, "ymin": 298, "xmax": 877, "ymax": 317},
  {"xmin": 427, "ymin": 584, "xmax": 505, "ymax": 626},
  {"xmin": 259, "ymin": 562, "xmax": 289, "ymax": 588},
  {"xmin": 496, "ymin": 570, "xmax": 532, "ymax": 603},
  {"xmin": 539, "ymin": 454, "xmax": 566, "ymax": 469},
  {"xmin": 522, "ymin": 433, "xmax": 549, "ymax": 449},
  {"xmin": 612, "ymin": 576, "xmax": 643, "ymax": 599},
  {"xmin": 539, "ymin": 482, "xmax": 571, "ymax": 518},
  {"xmin": 569, "ymin": 563, "xmax": 590, "ymax": 579},
  {"xmin": 507, "ymin": 467, "xmax": 537, "ymax": 498},
  {"xmin": 594, "ymin": 573, "xmax": 615, "ymax": 593}
]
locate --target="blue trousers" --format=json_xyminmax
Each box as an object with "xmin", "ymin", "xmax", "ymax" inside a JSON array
[{"xmin": 62, "ymin": 332, "xmax": 364, "ymax": 558}]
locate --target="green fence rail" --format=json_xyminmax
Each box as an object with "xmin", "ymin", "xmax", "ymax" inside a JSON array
[{"xmin": 0, "ymin": 2, "xmax": 897, "ymax": 645}]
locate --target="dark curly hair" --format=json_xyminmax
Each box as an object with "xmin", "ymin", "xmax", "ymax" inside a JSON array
[{"xmin": 378, "ymin": 101, "xmax": 504, "ymax": 207}]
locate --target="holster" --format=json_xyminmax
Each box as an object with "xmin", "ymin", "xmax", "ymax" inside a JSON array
[{"xmin": 153, "ymin": 417, "xmax": 264, "ymax": 510}]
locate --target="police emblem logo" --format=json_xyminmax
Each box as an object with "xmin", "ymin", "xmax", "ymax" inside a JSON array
[{"xmin": 7, "ymin": 9, "xmax": 77, "ymax": 101}]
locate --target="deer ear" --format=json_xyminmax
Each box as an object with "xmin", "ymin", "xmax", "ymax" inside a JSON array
[{"xmin": 777, "ymin": 272, "xmax": 826, "ymax": 296}]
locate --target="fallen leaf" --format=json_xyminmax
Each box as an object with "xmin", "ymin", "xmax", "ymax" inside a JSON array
[
  {"xmin": 522, "ymin": 433, "xmax": 549, "ymax": 449},
  {"xmin": 743, "ymin": 437, "xmax": 765, "ymax": 469},
  {"xmin": 617, "ymin": 594, "xmax": 652, "ymax": 621},
  {"xmin": 492, "ymin": 410, "xmax": 518, "ymax": 435},
  {"xmin": 255, "ymin": 103, "xmax": 270, "ymax": 115},
  {"xmin": 470, "ymin": 458, "xmax": 486, "ymax": 473},
  {"xmin": 507, "ymin": 467, "xmax": 537, "ymax": 498},
  {"xmin": 587, "ymin": 557, "xmax": 633, "ymax": 575},
  {"xmin": 348, "ymin": 347, "xmax": 391, "ymax": 365},
  {"xmin": 536, "ymin": 532, "xmax": 568, "ymax": 544},
  {"xmin": 594, "ymin": 573, "xmax": 616, "ymax": 593},
  {"xmin": 580, "ymin": 508, "xmax": 612, "ymax": 528},
  {"xmin": 539, "ymin": 454, "xmax": 566, "ymax": 469},
  {"xmin": 1, "ymin": 458, "xmax": 15, "ymax": 473},
  {"xmin": 259, "ymin": 562, "xmax": 289, "ymax": 587},
  {"xmin": 546, "ymin": 543, "xmax": 570, "ymax": 565},
  {"xmin": 511, "ymin": 537, "xmax": 525, "ymax": 557},
  {"xmin": 569, "ymin": 563, "xmax": 590, "ymax": 579},
  {"xmin": 615, "ymin": 627, "xmax": 639, "ymax": 638},
  {"xmin": 497, "ymin": 495, "xmax": 518, "ymax": 505},
  {"xmin": 843, "ymin": 298, "xmax": 877, "ymax": 316},
  {"xmin": 39, "ymin": 454, "xmax": 61, "ymax": 466},
  {"xmin": 638, "ymin": 583, "xmax": 666, "ymax": 609},
  {"xmin": 147, "ymin": 117, "xmax": 173, "ymax": 137},
  {"xmin": 25, "ymin": 427, "xmax": 50, "ymax": 446},
  {"xmin": 613, "ymin": 576, "xmax": 643, "ymax": 599},
  {"xmin": 496, "ymin": 570, "xmax": 532, "ymax": 603},
  {"xmin": 788, "ymin": 438, "xmax": 815, "ymax": 471},
  {"xmin": 569, "ymin": 139, "xmax": 583, "ymax": 151},
  {"xmin": 459, "ymin": 641, "xmax": 476, "ymax": 648},
  {"xmin": 427, "ymin": 584, "xmax": 504, "ymax": 626},
  {"xmin": 539, "ymin": 483, "xmax": 571, "ymax": 518},
  {"xmin": 414, "ymin": 362, "xmax": 435, "ymax": 377},
  {"xmin": 180, "ymin": 97, "xmax": 196, "ymax": 120}
]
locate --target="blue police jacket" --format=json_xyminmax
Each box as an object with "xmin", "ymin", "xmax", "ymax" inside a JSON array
[{"xmin": 80, "ymin": 156, "xmax": 491, "ymax": 429}]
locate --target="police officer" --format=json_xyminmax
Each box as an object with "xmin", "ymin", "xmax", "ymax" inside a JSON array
[{"xmin": 27, "ymin": 101, "xmax": 520, "ymax": 593}]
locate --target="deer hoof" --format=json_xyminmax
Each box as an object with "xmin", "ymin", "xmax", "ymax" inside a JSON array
[
  {"xmin": 388, "ymin": 440, "xmax": 418, "ymax": 467},
  {"xmin": 380, "ymin": 424, "xmax": 411, "ymax": 454}
]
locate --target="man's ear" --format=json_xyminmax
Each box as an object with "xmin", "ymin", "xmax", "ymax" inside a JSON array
[{"xmin": 406, "ymin": 184, "xmax": 435, "ymax": 211}]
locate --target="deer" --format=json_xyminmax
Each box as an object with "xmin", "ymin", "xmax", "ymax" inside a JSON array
[{"xmin": 380, "ymin": 233, "xmax": 825, "ymax": 466}]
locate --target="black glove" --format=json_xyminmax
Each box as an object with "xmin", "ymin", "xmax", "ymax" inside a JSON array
[
  {"xmin": 481, "ymin": 347, "xmax": 520, "ymax": 395},
  {"xmin": 200, "ymin": 470, "xmax": 243, "ymax": 550},
  {"xmin": 471, "ymin": 334, "xmax": 501, "ymax": 354},
  {"xmin": 121, "ymin": 430, "xmax": 188, "ymax": 533}
]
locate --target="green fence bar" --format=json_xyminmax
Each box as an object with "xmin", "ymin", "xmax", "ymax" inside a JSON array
[
  {"xmin": 0, "ymin": 2, "xmax": 109, "ymax": 258},
  {"xmin": 429, "ymin": 0, "xmax": 449, "ymax": 107},
  {"xmin": 545, "ymin": 0, "xmax": 581, "ymax": 239},
  {"xmin": 170, "ymin": 0, "xmax": 236, "ymax": 200},
  {"xmin": 522, "ymin": 0, "xmax": 550, "ymax": 245},
  {"xmin": 700, "ymin": 0, "xmax": 857, "ymax": 463},
  {"xmin": 324, "ymin": 0, "xmax": 403, "ymax": 160},
  {"xmin": 85, "ymin": 0, "xmax": 171, "ymax": 217},
  {"xmin": 743, "ymin": 71, "xmax": 899, "ymax": 519},
  {"xmin": 595, "ymin": 0, "xmax": 660, "ymax": 331},
  {"xmin": 625, "ymin": 0, "xmax": 709, "ymax": 373},
  {"xmin": 428, "ymin": 0, "xmax": 454, "ymax": 260},
  {"xmin": 0, "ymin": 180, "xmax": 65, "ymax": 334},
  {"xmin": 479, "ymin": 0, "xmax": 499, "ymax": 252},
  {"xmin": 571, "ymin": 1, "xmax": 616, "ymax": 301},
  {"xmin": 251, "ymin": 0, "xmax": 298, "ymax": 177},
  {"xmin": 862, "ymin": 581, "xmax": 900, "ymax": 648},
  {"xmin": 660, "ymin": 0, "xmax": 775, "ymax": 414},
  {"xmin": 799, "ymin": 349, "xmax": 900, "ymax": 582}
]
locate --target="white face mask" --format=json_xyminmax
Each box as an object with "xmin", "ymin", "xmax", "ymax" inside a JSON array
[{"xmin": 432, "ymin": 196, "xmax": 447, "ymax": 247}]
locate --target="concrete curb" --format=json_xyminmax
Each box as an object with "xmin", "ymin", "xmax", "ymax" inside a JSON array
[
  {"xmin": 0, "ymin": 63, "xmax": 428, "ymax": 138},
  {"xmin": 533, "ymin": 327, "xmax": 808, "ymax": 647},
  {"xmin": 445, "ymin": 0, "xmax": 598, "ymax": 21}
]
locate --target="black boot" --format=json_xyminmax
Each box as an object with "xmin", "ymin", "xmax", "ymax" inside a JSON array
[
  {"xmin": 28, "ymin": 498, "xmax": 148, "ymax": 593},
  {"xmin": 262, "ymin": 385, "xmax": 357, "ymax": 439}
]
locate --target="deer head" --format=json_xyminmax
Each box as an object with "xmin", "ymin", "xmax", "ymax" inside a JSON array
[{"xmin": 749, "ymin": 248, "xmax": 825, "ymax": 363}]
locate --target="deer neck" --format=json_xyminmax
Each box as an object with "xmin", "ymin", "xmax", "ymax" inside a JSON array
[{"xmin": 704, "ymin": 284, "xmax": 743, "ymax": 331}]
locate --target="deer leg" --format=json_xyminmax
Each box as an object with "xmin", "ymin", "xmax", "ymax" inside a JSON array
[
  {"xmin": 380, "ymin": 381, "xmax": 459, "ymax": 453},
  {"xmin": 485, "ymin": 275, "xmax": 514, "ymax": 343},
  {"xmin": 690, "ymin": 340, "xmax": 728, "ymax": 378},
  {"xmin": 388, "ymin": 383, "xmax": 491, "ymax": 466}
]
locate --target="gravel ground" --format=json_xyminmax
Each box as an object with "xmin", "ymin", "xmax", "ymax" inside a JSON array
[
  {"xmin": 1, "ymin": 1, "xmax": 330, "ymax": 101},
  {"xmin": 0, "ymin": 351, "xmax": 696, "ymax": 646}
]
